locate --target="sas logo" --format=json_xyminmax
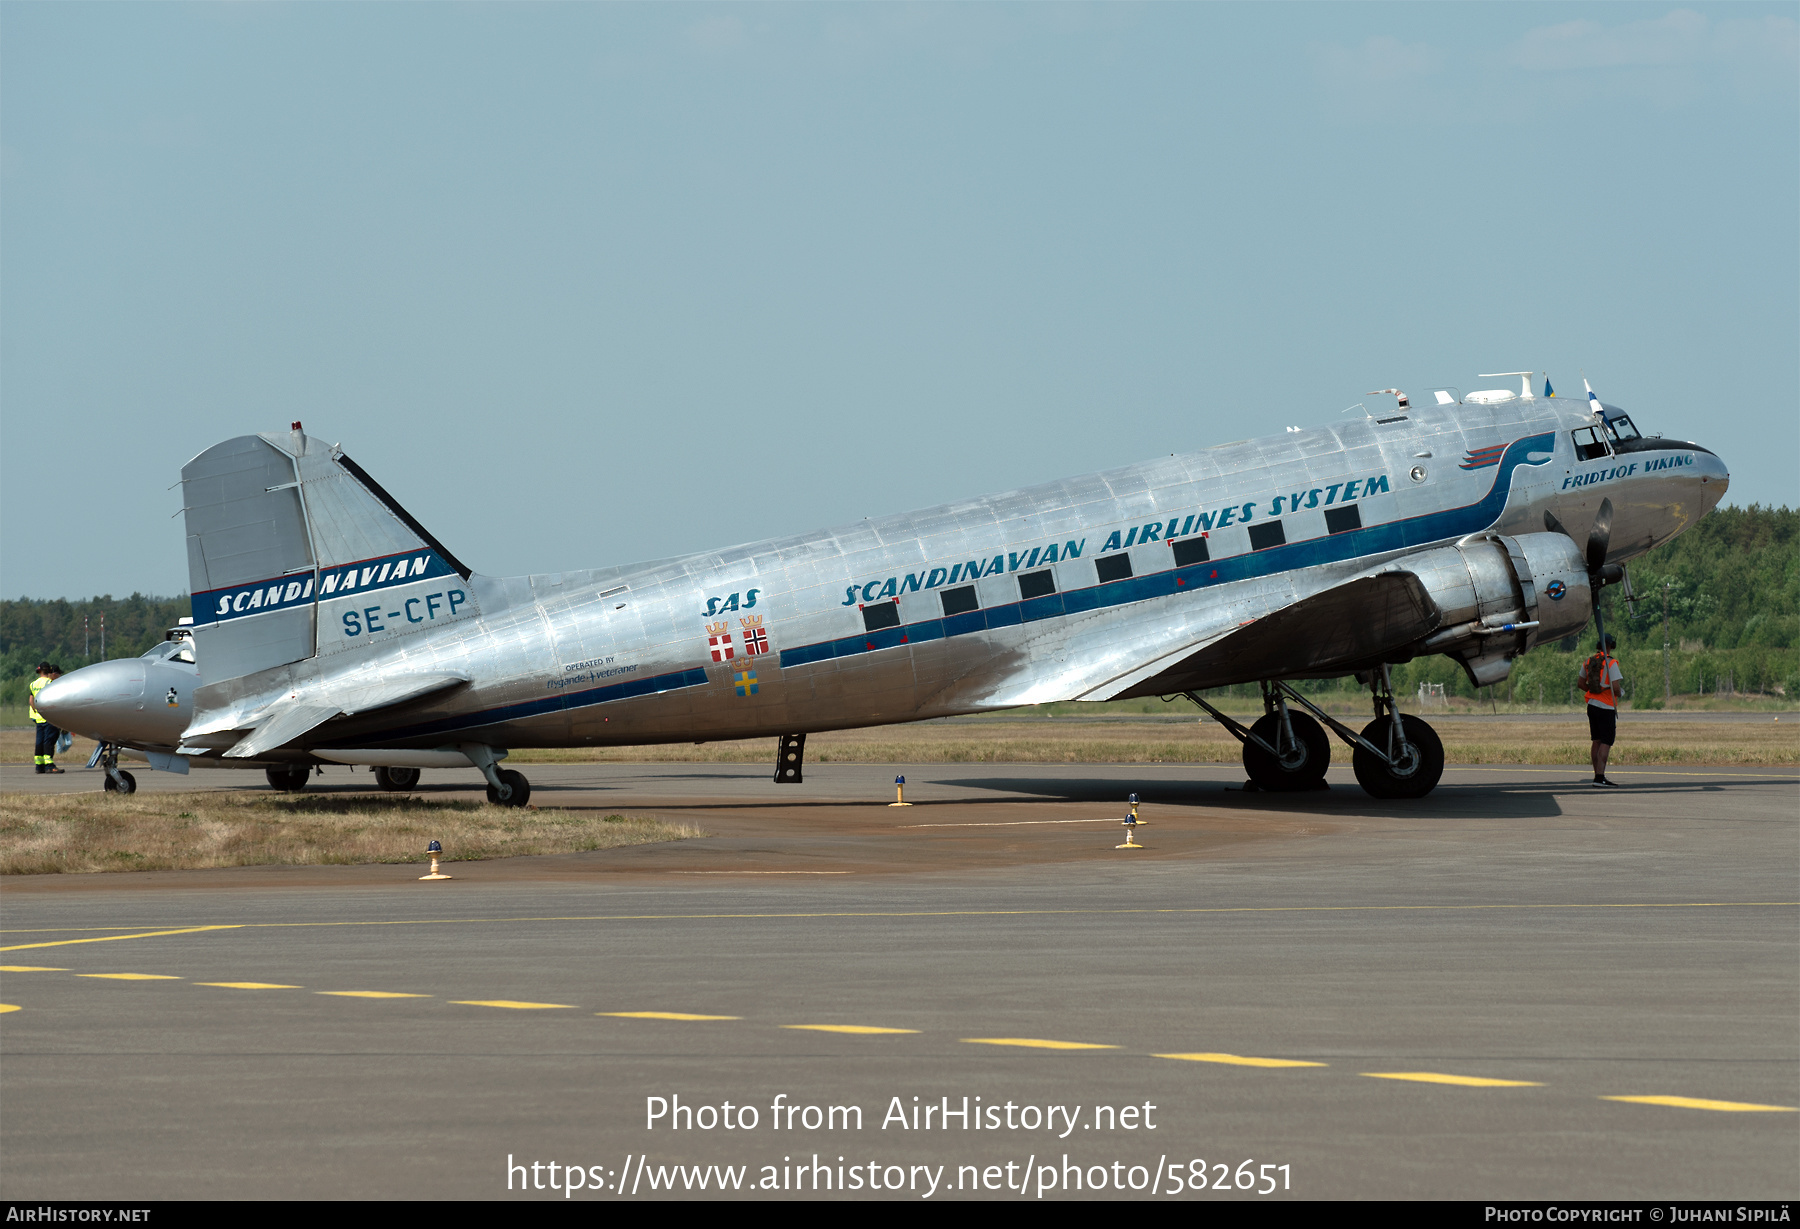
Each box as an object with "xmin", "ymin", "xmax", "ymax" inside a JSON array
[
  {"xmin": 1545, "ymin": 580, "xmax": 1567, "ymax": 601},
  {"xmin": 703, "ymin": 589, "xmax": 761, "ymax": 617}
]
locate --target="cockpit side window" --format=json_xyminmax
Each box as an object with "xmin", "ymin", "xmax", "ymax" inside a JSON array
[
  {"xmin": 1604, "ymin": 415, "xmax": 1641, "ymax": 442},
  {"xmin": 1571, "ymin": 426, "xmax": 1611, "ymax": 462}
]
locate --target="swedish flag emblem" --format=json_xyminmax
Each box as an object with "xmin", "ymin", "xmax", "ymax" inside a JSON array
[{"xmin": 734, "ymin": 670, "xmax": 758, "ymax": 696}]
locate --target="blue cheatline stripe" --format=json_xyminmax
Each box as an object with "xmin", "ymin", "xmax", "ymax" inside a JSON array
[
  {"xmin": 319, "ymin": 430, "xmax": 1552, "ymax": 745},
  {"xmin": 779, "ymin": 432, "xmax": 1555, "ymax": 671},
  {"xmin": 344, "ymin": 667, "xmax": 710, "ymax": 745}
]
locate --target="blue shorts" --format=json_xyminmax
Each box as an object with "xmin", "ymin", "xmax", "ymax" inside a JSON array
[{"xmin": 1587, "ymin": 705, "xmax": 1617, "ymax": 747}]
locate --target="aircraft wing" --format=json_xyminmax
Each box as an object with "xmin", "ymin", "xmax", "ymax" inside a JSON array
[
  {"xmin": 219, "ymin": 672, "xmax": 469, "ymax": 759},
  {"xmin": 1079, "ymin": 572, "xmax": 1441, "ymax": 701}
]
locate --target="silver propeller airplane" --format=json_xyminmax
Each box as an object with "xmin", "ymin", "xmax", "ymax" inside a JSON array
[{"xmin": 39, "ymin": 373, "xmax": 1726, "ymax": 804}]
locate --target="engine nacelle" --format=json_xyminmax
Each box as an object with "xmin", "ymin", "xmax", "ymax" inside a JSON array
[{"xmin": 1399, "ymin": 532, "xmax": 1592, "ymax": 687}]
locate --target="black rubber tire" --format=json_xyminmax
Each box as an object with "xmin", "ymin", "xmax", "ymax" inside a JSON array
[
  {"xmin": 375, "ymin": 766, "xmax": 421, "ymax": 791},
  {"xmin": 485, "ymin": 768, "xmax": 530, "ymax": 808},
  {"xmin": 103, "ymin": 770, "xmax": 137, "ymax": 795},
  {"xmin": 1241, "ymin": 712, "xmax": 1331, "ymax": 791},
  {"xmin": 1351, "ymin": 714, "xmax": 1445, "ymax": 799},
  {"xmin": 265, "ymin": 766, "xmax": 311, "ymax": 793}
]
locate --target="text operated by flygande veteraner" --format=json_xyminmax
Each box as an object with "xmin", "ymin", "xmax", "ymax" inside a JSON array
[{"xmin": 504, "ymin": 1091, "xmax": 1296, "ymax": 1198}]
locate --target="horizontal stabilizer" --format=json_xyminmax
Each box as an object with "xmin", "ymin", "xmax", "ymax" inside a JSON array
[
  {"xmin": 224, "ymin": 703, "xmax": 340, "ymax": 759},
  {"xmin": 1095, "ymin": 572, "xmax": 1441, "ymax": 700},
  {"xmin": 220, "ymin": 672, "xmax": 469, "ymax": 759},
  {"xmin": 330, "ymin": 672, "xmax": 470, "ymax": 716}
]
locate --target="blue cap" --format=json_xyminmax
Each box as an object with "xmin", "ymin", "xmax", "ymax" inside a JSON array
[
  {"xmin": 895, "ymin": 775, "xmax": 905, "ymax": 785},
  {"xmin": 426, "ymin": 840, "xmax": 442, "ymax": 853},
  {"xmin": 1129, "ymin": 793, "xmax": 1138, "ymax": 805}
]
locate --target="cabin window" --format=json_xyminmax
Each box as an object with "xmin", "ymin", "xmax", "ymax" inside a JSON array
[
  {"xmin": 1571, "ymin": 426, "xmax": 1610, "ymax": 461},
  {"xmin": 1247, "ymin": 521, "xmax": 1287, "ymax": 551},
  {"xmin": 1171, "ymin": 537, "xmax": 1210, "ymax": 568},
  {"xmin": 1095, "ymin": 554, "xmax": 1133, "ymax": 583},
  {"xmin": 940, "ymin": 585, "xmax": 979, "ymax": 617},
  {"xmin": 1018, "ymin": 569, "xmax": 1056, "ymax": 600},
  {"xmin": 1605, "ymin": 414, "xmax": 1641, "ymax": 442},
  {"xmin": 860, "ymin": 601, "xmax": 901, "ymax": 632},
  {"xmin": 1325, "ymin": 505, "xmax": 1362, "ymax": 535}
]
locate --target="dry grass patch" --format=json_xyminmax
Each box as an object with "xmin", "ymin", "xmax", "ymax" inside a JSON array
[{"xmin": 0, "ymin": 791, "xmax": 702, "ymax": 875}]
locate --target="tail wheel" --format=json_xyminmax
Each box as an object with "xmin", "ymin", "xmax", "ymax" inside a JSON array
[
  {"xmin": 486, "ymin": 768, "xmax": 531, "ymax": 808},
  {"xmin": 265, "ymin": 767, "xmax": 311, "ymax": 793},
  {"xmin": 1352, "ymin": 714, "xmax": 1445, "ymax": 799},
  {"xmin": 375, "ymin": 766, "xmax": 421, "ymax": 791},
  {"xmin": 1242, "ymin": 712, "xmax": 1330, "ymax": 791},
  {"xmin": 103, "ymin": 770, "xmax": 137, "ymax": 795}
]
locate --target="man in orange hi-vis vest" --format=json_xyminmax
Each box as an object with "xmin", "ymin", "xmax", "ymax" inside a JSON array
[{"xmin": 1582, "ymin": 632, "xmax": 1625, "ymax": 788}]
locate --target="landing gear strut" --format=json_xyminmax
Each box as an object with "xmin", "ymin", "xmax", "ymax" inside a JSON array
[
  {"xmin": 95, "ymin": 743, "xmax": 136, "ymax": 795},
  {"xmin": 459, "ymin": 743, "xmax": 530, "ymax": 807},
  {"xmin": 1184, "ymin": 685, "xmax": 1330, "ymax": 791},
  {"xmin": 1348, "ymin": 666, "xmax": 1445, "ymax": 800},
  {"xmin": 1184, "ymin": 665, "xmax": 1445, "ymax": 800}
]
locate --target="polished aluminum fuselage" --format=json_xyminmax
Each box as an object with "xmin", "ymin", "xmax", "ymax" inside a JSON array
[{"xmin": 42, "ymin": 397, "xmax": 1727, "ymax": 765}]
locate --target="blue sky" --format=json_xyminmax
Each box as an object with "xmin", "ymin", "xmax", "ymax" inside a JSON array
[{"xmin": 3, "ymin": 3, "xmax": 1795, "ymax": 598}]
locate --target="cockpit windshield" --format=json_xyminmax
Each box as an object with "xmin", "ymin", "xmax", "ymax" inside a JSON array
[
  {"xmin": 144, "ymin": 640, "xmax": 195, "ymax": 664},
  {"xmin": 1604, "ymin": 414, "xmax": 1641, "ymax": 442}
]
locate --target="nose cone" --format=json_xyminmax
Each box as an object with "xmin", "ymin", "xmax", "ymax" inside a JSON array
[
  {"xmin": 34, "ymin": 660, "xmax": 148, "ymax": 742},
  {"xmin": 1696, "ymin": 449, "xmax": 1730, "ymax": 515}
]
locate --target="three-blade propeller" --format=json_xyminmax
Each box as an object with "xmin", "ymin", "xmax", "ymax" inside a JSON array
[{"xmin": 1545, "ymin": 496, "xmax": 1618, "ymax": 648}]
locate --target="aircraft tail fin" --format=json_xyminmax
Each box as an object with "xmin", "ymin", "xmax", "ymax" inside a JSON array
[{"xmin": 183, "ymin": 425, "xmax": 478, "ymax": 686}]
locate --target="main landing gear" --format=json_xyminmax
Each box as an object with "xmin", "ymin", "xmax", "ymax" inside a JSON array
[
  {"xmin": 1183, "ymin": 665, "xmax": 1445, "ymax": 800},
  {"xmin": 1184, "ymin": 683, "xmax": 1329, "ymax": 792}
]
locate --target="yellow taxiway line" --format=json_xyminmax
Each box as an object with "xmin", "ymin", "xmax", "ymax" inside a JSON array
[
  {"xmin": 784, "ymin": 1024, "xmax": 919, "ymax": 1035},
  {"xmin": 1602, "ymin": 1095, "xmax": 1796, "ymax": 1113},
  {"xmin": 1157, "ymin": 1052, "xmax": 1326, "ymax": 1068},
  {"xmin": 0, "ymin": 925, "xmax": 241, "ymax": 952},
  {"xmin": 1364, "ymin": 1072, "xmax": 1543, "ymax": 1088}
]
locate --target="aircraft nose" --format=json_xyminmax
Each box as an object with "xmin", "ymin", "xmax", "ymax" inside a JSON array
[
  {"xmin": 34, "ymin": 660, "xmax": 145, "ymax": 730},
  {"xmin": 1697, "ymin": 449, "xmax": 1730, "ymax": 513}
]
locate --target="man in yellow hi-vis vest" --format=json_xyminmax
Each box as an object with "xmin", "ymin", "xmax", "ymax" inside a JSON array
[
  {"xmin": 29, "ymin": 661, "xmax": 65, "ymax": 774},
  {"xmin": 1581, "ymin": 633, "xmax": 1625, "ymax": 788}
]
